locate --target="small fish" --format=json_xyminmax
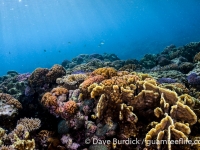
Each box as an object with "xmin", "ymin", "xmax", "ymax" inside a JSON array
[
  {"xmin": 84, "ymin": 44, "xmax": 86, "ymax": 47},
  {"xmin": 58, "ymin": 50, "xmax": 61, "ymax": 53},
  {"xmin": 44, "ymin": 49, "xmax": 46, "ymax": 52},
  {"xmin": 9, "ymin": 51, "xmax": 11, "ymax": 54},
  {"xmin": 68, "ymin": 42, "xmax": 71, "ymax": 44}
]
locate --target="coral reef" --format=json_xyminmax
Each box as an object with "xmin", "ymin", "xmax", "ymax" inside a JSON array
[{"xmin": 1, "ymin": 41, "xmax": 200, "ymax": 150}]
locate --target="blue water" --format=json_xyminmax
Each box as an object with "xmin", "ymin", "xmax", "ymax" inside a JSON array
[{"xmin": 1, "ymin": 0, "xmax": 200, "ymax": 76}]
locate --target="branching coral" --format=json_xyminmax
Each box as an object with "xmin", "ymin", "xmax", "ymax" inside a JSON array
[
  {"xmin": 12, "ymin": 132, "xmax": 35, "ymax": 150},
  {"xmin": 0, "ymin": 117, "xmax": 38, "ymax": 150}
]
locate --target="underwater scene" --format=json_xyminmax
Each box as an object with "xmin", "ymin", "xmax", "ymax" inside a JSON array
[{"xmin": 1, "ymin": 0, "xmax": 200, "ymax": 150}]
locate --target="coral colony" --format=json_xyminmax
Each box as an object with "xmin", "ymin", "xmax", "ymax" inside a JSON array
[{"xmin": 1, "ymin": 41, "xmax": 200, "ymax": 150}]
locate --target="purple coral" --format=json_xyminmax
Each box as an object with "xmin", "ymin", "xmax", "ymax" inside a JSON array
[
  {"xmin": 16, "ymin": 73, "xmax": 31, "ymax": 82},
  {"xmin": 187, "ymin": 73, "xmax": 200, "ymax": 85},
  {"xmin": 61, "ymin": 135, "xmax": 80, "ymax": 150},
  {"xmin": 157, "ymin": 77, "xmax": 176, "ymax": 84}
]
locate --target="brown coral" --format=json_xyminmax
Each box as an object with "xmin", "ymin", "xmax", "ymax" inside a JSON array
[
  {"xmin": 0, "ymin": 93, "xmax": 22, "ymax": 109},
  {"xmin": 91, "ymin": 67, "xmax": 117, "ymax": 79},
  {"xmin": 28, "ymin": 68, "xmax": 49, "ymax": 87},
  {"xmin": 37, "ymin": 130, "xmax": 62, "ymax": 150},
  {"xmin": 145, "ymin": 114, "xmax": 190, "ymax": 150},
  {"xmin": 13, "ymin": 133, "xmax": 35, "ymax": 150},
  {"xmin": 170, "ymin": 101, "xmax": 197, "ymax": 125},
  {"xmin": 41, "ymin": 92, "xmax": 58, "ymax": 108},
  {"xmin": 63, "ymin": 100, "xmax": 77, "ymax": 114},
  {"xmin": 46, "ymin": 64, "xmax": 66, "ymax": 83},
  {"xmin": 159, "ymin": 83, "xmax": 189, "ymax": 95},
  {"xmin": 17, "ymin": 117, "xmax": 41, "ymax": 132},
  {"xmin": 79, "ymin": 75, "xmax": 105, "ymax": 98},
  {"xmin": 51, "ymin": 87, "xmax": 68, "ymax": 96},
  {"xmin": 193, "ymin": 52, "xmax": 200, "ymax": 63}
]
